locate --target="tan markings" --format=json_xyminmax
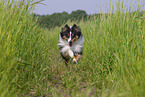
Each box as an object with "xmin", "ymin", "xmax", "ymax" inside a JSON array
[
  {"xmin": 63, "ymin": 28, "xmax": 67, "ymax": 32},
  {"xmin": 63, "ymin": 53, "xmax": 70, "ymax": 59},
  {"xmin": 63, "ymin": 36, "xmax": 68, "ymax": 41},
  {"xmin": 73, "ymin": 56, "xmax": 77, "ymax": 60},
  {"xmin": 63, "ymin": 53, "xmax": 70, "ymax": 64},
  {"xmin": 75, "ymin": 28, "xmax": 78, "ymax": 31},
  {"xmin": 73, "ymin": 54, "xmax": 82, "ymax": 61},
  {"xmin": 65, "ymin": 55, "xmax": 69, "ymax": 59},
  {"xmin": 72, "ymin": 36, "xmax": 79, "ymax": 42}
]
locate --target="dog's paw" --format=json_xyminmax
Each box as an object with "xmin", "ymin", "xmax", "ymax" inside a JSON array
[{"xmin": 72, "ymin": 58, "xmax": 77, "ymax": 64}]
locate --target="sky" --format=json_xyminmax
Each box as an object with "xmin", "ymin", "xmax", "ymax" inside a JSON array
[{"xmin": 33, "ymin": 0, "xmax": 145, "ymax": 15}]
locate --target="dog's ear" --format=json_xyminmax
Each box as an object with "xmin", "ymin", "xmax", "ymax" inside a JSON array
[
  {"xmin": 72, "ymin": 24, "xmax": 81, "ymax": 32},
  {"xmin": 61, "ymin": 24, "xmax": 69, "ymax": 33},
  {"xmin": 73, "ymin": 24, "xmax": 77, "ymax": 27},
  {"xmin": 72, "ymin": 24, "xmax": 77, "ymax": 30},
  {"xmin": 63, "ymin": 24, "xmax": 70, "ymax": 32},
  {"xmin": 65, "ymin": 24, "xmax": 69, "ymax": 28}
]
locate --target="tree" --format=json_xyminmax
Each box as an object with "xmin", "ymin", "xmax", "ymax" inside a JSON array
[
  {"xmin": 34, "ymin": 10, "xmax": 91, "ymax": 28},
  {"xmin": 70, "ymin": 10, "xmax": 88, "ymax": 21}
]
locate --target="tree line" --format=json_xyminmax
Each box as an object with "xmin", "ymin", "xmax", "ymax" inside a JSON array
[
  {"xmin": 33, "ymin": 10, "xmax": 145, "ymax": 29},
  {"xmin": 33, "ymin": 10, "xmax": 99, "ymax": 28}
]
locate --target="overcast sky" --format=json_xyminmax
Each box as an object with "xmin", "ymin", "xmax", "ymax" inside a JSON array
[{"xmin": 33, "ymin": 0, "xmax": 145, "ymax": 15}]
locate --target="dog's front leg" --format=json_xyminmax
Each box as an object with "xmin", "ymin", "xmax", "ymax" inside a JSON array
[{"xmin": 72, "ymin": 53, "xmax": 81, "ymax": 64}]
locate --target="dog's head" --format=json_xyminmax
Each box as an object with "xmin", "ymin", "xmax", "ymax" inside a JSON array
[{"xmin": 60, "ymin": 24, "xmax": 82, "ymax": 47}]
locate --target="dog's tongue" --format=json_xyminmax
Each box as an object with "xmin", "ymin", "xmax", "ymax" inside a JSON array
[{"xmin": 69, "ymin": 43, "xmax": 73, "ymax": 47}]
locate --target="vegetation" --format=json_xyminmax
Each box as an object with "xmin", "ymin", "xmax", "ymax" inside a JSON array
[
  {"xmin": 34, "ymin": 10, "xmax": 95, "ymax": 28},
  {"xmin": 0, "ymin": 0, "xmax": 145, "ymax": 97}
]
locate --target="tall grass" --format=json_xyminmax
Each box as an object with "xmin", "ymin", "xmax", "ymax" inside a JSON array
[
  {"xmin": 0, "ymin": 0, "xmax": 49, "ymax": 96},
  {"xmin": 0, "ymin": 0, "xmax": 145, "ymax": 96}
]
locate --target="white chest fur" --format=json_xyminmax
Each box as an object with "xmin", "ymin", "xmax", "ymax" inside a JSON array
[{"xmin": 58, "ymin": 35, "xmax": 84, "ymax": 58}]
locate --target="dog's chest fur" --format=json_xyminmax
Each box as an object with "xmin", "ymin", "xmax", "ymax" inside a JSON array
[{"xmin": 58, "ymin": 35, "xmax": 84, "ymax": 58}]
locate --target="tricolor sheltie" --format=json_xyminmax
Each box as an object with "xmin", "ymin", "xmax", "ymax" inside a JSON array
[{"xmin": 58, "ymin": 24, "xmax": 84, "ymax": 65}]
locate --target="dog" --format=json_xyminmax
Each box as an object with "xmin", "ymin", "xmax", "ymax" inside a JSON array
[{"xmin": 58, "ymin": 24, "xmax": 84, "ymax": 65}]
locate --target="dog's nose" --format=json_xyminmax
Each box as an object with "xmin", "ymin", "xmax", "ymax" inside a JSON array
[
  {"xmin": 69, "ymin": 40, "xmax": 73, "ymax": 47},
  {"xmin": 69, "ymin": 41, "xmax": 72, "ymax": 44}
]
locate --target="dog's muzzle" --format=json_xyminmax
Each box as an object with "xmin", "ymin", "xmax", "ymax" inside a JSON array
[{"xmin": 69, "ymin": 41, "xmax": 73, "ymax": 47}]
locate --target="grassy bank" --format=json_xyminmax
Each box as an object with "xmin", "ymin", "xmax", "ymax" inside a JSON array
[
  {"xmin": 0, "ymin": 0, "xmax": 145, "ymax": 96},
  {"xmin": 0, "ymin": 0, "xmax": 49, "ymax": 96}
]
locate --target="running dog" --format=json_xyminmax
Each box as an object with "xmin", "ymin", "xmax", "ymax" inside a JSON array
[{"xmin": 58, "ymin": 24, "xmax": 84, "ymax": 65}]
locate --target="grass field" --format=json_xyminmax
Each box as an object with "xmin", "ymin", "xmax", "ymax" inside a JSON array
[{"xmin": 0, "ymin": 0, "xmax": 145, "ymax": 96}]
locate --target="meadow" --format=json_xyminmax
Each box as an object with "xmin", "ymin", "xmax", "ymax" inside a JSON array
[{"xmin": 0, "ymin": 0, "xmax": 145, "ymax": 96}]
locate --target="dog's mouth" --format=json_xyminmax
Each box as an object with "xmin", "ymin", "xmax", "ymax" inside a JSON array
[{"xmin": 69, "ymin": 41, "xmax": 73, "ymax": 47}]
